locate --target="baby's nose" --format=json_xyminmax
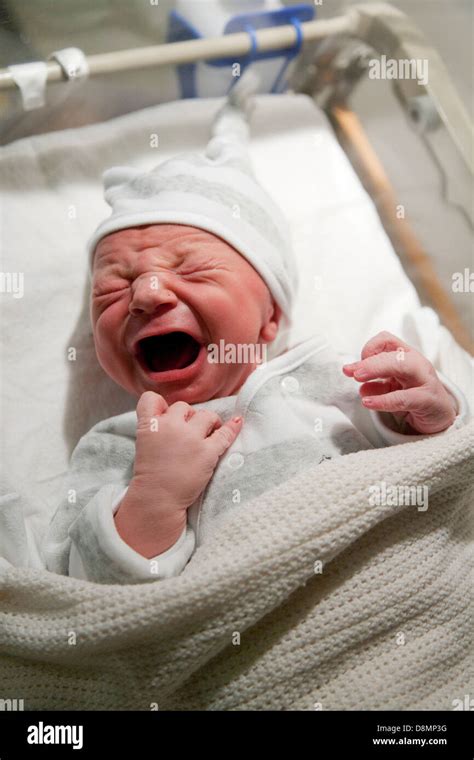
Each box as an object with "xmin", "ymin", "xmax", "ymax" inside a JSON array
[{"xmin": 129, "ymin": 274, "xmax": 177, "ymax": 316}]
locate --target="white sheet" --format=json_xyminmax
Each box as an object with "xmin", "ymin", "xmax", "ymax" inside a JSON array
[{"xmin": 1, "ymin": 93, "xmax": 472, "ymax": 538}]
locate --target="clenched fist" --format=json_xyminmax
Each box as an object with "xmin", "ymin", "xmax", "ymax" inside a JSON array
[
  {"xmin": 134, "ymin": 391, "xmax": 243, "ymax": 507},
  {"xmin": 115, "ymin": 391, "xmax": 242, "ymax": 558}
]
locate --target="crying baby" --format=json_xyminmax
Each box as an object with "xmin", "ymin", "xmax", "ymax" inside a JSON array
[{"xmin": 44, "ymin": 103, "xmax": 468, "ymax": 584}]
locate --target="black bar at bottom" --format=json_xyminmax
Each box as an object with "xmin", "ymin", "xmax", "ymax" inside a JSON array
[{"xmin": 0, "ymin": 710, "xmax": 472, "ymax": 758}]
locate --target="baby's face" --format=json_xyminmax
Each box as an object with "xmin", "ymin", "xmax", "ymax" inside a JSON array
[{"xmin": 91, "ymin": 224, "xmax": 280, "ymax": 404}]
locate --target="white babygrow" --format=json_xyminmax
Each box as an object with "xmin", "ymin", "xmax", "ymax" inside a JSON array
[{"xmin": 43, "ymin": 334, "xmax": 469, "ymax": 584}]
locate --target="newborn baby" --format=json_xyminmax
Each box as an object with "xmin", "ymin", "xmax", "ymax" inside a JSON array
[{"xmin": 44, "ymin": 96, "xmax": 468, "ymax": 584}]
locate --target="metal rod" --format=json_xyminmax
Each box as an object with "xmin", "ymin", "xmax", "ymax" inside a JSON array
[
  {"xmin": 0, "ymin": 15, "xmax": 355, "ymax": 91},
  {"xmin": 331, "ymin": 104, "xmax": 474, "ymax": 357}
]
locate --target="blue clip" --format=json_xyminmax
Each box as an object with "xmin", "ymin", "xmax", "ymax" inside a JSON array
[
  {"xmin": 241, "ymin": 23, "xmax": 259, "ymax": 73},
  {"xmin": 166, "ymin": 3, "xmax": 314, "ymax": 98},
  {"xmin": 291, "ymin": 16, "xmax": 304, "ymax": 57},
  {"xmin": 272, "ymin": 16, "xmax": 303, "ymax": 93}
]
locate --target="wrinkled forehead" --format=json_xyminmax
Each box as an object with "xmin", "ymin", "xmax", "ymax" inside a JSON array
[{"xmin": 92, "ymin": 224, "xmax": 235, "ymax": 271}]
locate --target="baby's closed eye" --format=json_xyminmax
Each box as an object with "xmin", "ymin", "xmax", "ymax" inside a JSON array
[{"xmin": 92, "ymin": 284, "xmax": 130, "ymax": 307}]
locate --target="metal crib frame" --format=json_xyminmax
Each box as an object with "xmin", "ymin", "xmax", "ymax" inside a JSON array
[
  {"xmin": 1, "ymin": 2, "xmax": 472, "ymax": 351},
  {"xmin": 291, "ymin": 3, "xmax": 474, "ymax": 354}
]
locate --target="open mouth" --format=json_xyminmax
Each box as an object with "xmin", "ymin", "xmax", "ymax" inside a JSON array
[{"xmin": 136, "ymin": 331, "xmax": 202, "ymax": 374}]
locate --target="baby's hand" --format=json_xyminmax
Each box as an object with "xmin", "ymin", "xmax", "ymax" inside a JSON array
[
  {"xmin": 115, "ymin": 392, "xmax": 242, "ymax": 558},
  {"xmin": 342, "ymin": 331, "xmax": 457, "ymax": 435},
  {"xmin": 134, "ymin": 391, "xmax": 242, "ymax": 510}
]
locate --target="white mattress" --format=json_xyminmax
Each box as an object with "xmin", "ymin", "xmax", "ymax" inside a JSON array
[{"xmin": 1, "ymin": 93, "xmax": 472, "ymax": 535}]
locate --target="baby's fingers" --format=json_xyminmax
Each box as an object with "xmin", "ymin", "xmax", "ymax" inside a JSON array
[
  {"xmin": 208, "ymin": 416, "xmax": 243, "ymax": 456},
  {"xmin": 189, "ymin": 409, "xmax": 223, "ymax": 437},
  {"xmin": 360, "ymin": 331, "xmax": 412, "ymax": 360},
  {"xmin": 362, "ymin": 387, "xmax": 424, "ymax": 412},
  {"xmin": 359, "ymin": 380, "xmax": 399, "ymax": 398},
  {"xmin": 346, "ymin": 351, "xmax": 427, "ymax": 385},
  {"xmin": 136, "ymin": 391, "xmax": 168, "ymax": 431}
]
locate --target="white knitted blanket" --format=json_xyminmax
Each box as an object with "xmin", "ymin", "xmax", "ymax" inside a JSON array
[{"xmin": 0, "ymin": 421, "xmax": 472, "ymax": 711}]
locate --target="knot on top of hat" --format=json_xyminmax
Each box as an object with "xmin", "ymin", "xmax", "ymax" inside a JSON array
[{"xmin": 204, "ymin": 135, "xmax": 254, "ymax": 175}]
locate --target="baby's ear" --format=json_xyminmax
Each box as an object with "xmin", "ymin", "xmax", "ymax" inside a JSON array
[
  {"xmin": 102, "ymin": 166, "xmax": 141, "ymax": 205},
  {"xmin": 260, "ymin": 300, "xmax": 282, "ymax": 343}
]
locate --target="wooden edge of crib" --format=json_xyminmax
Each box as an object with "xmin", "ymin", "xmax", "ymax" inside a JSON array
[{"xmin": 329, "ymin": 104, "xmax": 474, "ymax": 358}]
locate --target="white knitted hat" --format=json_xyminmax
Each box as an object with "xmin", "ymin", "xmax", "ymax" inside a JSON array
[{"xmin": 87, "ymin": 72, "xmax": 298, "ymax": 343}]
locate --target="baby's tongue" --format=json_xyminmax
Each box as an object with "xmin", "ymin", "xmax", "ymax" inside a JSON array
[{"xmin": 149, "ymin": 332, "xmax": 199, "ymax": 372}]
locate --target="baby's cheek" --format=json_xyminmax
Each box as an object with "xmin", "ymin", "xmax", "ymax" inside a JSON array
[
  {"xmin": 93, "ymin": 301, "xmax": 127, "ymax": 354},
  {"xmin": 208, "ymin": 290, "xmax": 258, "ymax": 340}
]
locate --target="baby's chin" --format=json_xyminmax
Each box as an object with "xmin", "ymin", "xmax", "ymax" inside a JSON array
[{"xmin": 129, "ymin": 356, "xmax": 255, "ymax": 405}]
